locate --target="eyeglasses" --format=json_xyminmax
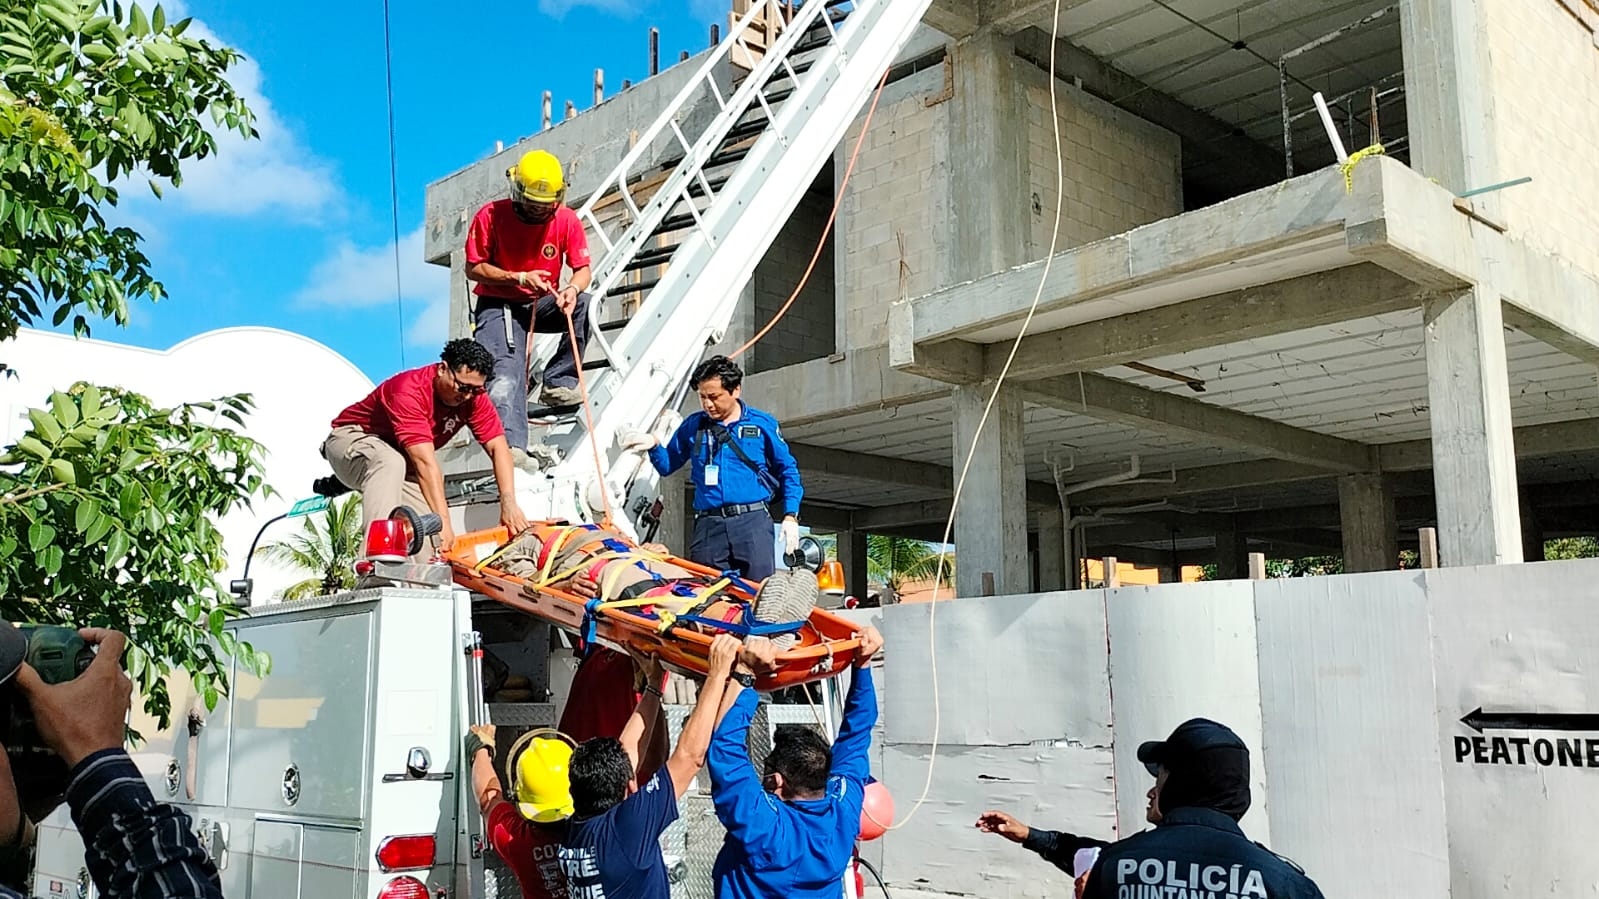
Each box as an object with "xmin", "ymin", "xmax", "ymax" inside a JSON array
[{"xmin": 446, "ymin": 366, "xmax": 490, "ymax": 396}]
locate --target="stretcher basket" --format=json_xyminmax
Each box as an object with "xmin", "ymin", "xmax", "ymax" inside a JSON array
[{"xmin": 443, "ymin": 525, "xmax": 865, "ymax": 689}]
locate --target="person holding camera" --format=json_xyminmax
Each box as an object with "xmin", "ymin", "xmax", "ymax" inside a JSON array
[{"xmin": 0, "ymin": 626, "xmax": 222, "ymax": 898}]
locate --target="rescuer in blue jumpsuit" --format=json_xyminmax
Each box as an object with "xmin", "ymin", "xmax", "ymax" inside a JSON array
[
  {"xmin": 977, "ymin": 718, "xmax": 1326, "ymax": 899},
  {"xmin": 618, "ymin": 355, "xmax": 804, "ymax": 582}
]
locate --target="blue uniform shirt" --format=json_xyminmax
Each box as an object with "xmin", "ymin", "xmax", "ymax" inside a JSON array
[
  {"xmin": 648, "ymin": 402, "xmax": 804, "ymax": 516},
  {"xmin": 558, "ymin": 768, "xmax": 679, "ymax": 899},
  {"xmin": 708, "ymin": 666, "xmax": 877, "ymax": 899}
]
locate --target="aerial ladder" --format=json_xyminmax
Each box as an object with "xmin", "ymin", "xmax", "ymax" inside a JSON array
[{"xmin": 482, "ymin": 0, "xmax": 938, "ymax": 541}]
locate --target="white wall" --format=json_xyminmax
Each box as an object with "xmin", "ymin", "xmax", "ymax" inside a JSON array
[
  {"xmin": 0, "ymin": 327, "xmax": 374, "ymax": 603},
  {"xmin": 875, "ymin": 559, "xmax": 1599, "ymax": 898}
]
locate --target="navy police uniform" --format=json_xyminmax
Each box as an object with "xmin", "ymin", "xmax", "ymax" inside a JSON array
[
  {"xmin": 1080, "ymin": 808, "xmax": 1323, "ymax": 899},
  {"xmin": 1016, "ymin": 719, "xmax": 1325, "ymax": 899},
  {"xmin": 647, "ymin": 401, "xmax": 803, "ymax": 581}
]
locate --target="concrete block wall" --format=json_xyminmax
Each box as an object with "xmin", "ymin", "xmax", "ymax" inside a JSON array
[
  {"xmin": 1022, "ymin": 73, "xmax": 1183, "ymax": 250},
  {"xmin": 748, "ymin": 182, "xmax": 837, "ymax": 373},
  {"xmin": 837, "ymin": 64, "xmax": 951, "ymax": 351},
  {"xmin": 1481, "ymin": 0, "xmax": 1599, "ymax": 272}
]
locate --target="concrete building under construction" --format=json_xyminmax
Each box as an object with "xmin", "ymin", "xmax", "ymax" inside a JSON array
[
  {"xmin": 426, "ymin": 0, "xmax": 1598, "ymax": 601},
  {"xmin": 417, "ymin": 2, "xmax": 1599, "ymax": 896}
]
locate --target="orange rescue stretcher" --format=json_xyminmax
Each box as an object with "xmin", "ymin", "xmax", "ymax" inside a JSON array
[{"xmin": 443, "ymin": 524, "xmax": 865, "ymax": 690}]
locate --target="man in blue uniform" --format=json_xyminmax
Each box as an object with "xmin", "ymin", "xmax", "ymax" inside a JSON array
[
  {"xmin": 977, "ymin": 718, "xmax": 1325, "ymax": 899},
  {"xmin": 618, "ymin": 355, "xmax": 804, "ymax": 582},
  {"xmin": 705, "ymin": 626, "xmax": 884, "ymax": 899}
]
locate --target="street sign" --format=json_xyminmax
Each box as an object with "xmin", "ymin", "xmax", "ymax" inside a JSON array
[{"xmin": 287, "ymin": 496, "xmax": 332, "ymax": 518}]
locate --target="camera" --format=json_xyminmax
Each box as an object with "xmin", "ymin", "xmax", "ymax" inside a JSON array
[{"xmin": 0, "ymin": 622, "xmax": 96, "ymax": 819}]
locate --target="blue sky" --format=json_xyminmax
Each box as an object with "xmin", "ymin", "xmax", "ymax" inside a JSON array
[{"xmin": 91, "ymin": 0, "xmax": 726, "ymax": 381}]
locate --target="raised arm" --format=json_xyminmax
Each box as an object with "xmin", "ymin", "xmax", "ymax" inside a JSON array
[
  {"xmin": 830, "ymin": 626, "xmax": 882, "ymax": 783},
  {"xmin": 708, "ymin": 648, "xmax": 782, "ymax": 851},
  {"xmin": 665, "ymin": 635, "xmax": 738, "ymax": 799},
  {"xmin": 619, "ymin": 652, "xmax": 665, "ymax": 774}
]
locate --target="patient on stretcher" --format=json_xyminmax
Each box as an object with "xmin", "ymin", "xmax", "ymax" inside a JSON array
[{"xmin": 487, "ymin": 522, "xmax": 817, "ymax": 648}]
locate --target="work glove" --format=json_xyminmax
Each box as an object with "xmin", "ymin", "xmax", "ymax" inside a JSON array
[
  {"xmin": 616, "ymin": 428, "xmax": 657, "ymax": 451},
  {"xmin": 780, "ymin": 517, "xmax": 801, "ymax": 555},
  {"xmin": 464, "ymin": 724, "xmax": 496, "ymax": 761}
]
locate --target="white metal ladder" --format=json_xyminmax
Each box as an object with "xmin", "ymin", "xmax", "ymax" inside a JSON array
[{"xmin": 514, "ymin": 0, "xmax": 937, "ymax": 536}]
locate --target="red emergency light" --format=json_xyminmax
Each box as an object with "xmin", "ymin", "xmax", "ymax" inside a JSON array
[
  {"xmin": 375, "ymin": 834, "xmax": 436, "ymax": 872},
  {"xmin": 364, "ymin": 506, "xmax": 442, "ymax": 563},
  {"xmin": 375, "ymin": 875, "xmax": 430, "ymax": 899}
]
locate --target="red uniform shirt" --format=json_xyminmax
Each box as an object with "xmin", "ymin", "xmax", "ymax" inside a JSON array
[
  {"xmin": 486, "ymin": 800, "xmax": 567, "ymax": 899},
  {"xmin": 466, "ymin": 201, "xmax": 592, "ymax": 300},
  {"xmin": 331, "ymin": 364, "xmax": 504, "ymax": 449}
]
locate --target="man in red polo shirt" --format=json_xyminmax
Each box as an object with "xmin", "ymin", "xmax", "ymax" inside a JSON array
[
  {"xmin": 323, "ymin": 339, "xmax": 529, "ymax": 555},
  {"xmin": 466, "ymin": 149, "xmax": 594, "ymax": 464}
]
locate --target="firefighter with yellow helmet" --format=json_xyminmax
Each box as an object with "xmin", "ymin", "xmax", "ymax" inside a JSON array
[
  {"xmin": 465, "ymin": 149, "xmax": 594, "ymax": 468},
  {"xmin": 467, "ymin": 723, "xmax": 575, "ymax": 899}
]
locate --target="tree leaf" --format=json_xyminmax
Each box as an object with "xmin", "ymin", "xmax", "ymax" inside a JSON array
[
  {"xmin": 48, "ymin": 458, "xmax": 76, "ymax": 485},
  {"xmin": 16, "ymin": 436, "xmax": 51, "ymax": 460},
  {"xmin": 75, "ymin": 498, "xmax": 101, "ymax": 534},
  {"xmin": 151, "ymin": 3, "xmax": 164, "ymax": 33},
  {"xmin": 129, "ymin": 2, "xmax": 149, "ymax": 37},
  {"xmin": 49, "ymin": 391, "xmax": 79, "ymax": 427},
  {"xmin": 27, "ymin": 408, "xmax": 62, "ymax": 442},
  {"xmin": 106, "ymin": 527, "xmax": 129, "ymax": 565},
  {"xmin": 28, "ymin": 520, "xmax": 56, "ymax": 552},
  {"xmin": 41, "ymin": 544, "xmax": 64, "ymax": 577}
]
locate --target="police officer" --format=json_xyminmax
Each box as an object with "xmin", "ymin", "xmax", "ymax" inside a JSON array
[
  {"xmin": 976, "ymin": 718, "xmax": 1325, "ymax": 899},
  {"xmin": 618, "ymin": 355, "xmax": 803, "ymax": 582}
]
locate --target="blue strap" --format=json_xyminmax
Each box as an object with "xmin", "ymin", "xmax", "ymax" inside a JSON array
[
  {"xmin": 600, "ymin": 538, "xmax": 630, "ymax": 553},
  {"xmin": 579, "ymin": 597, "xmax": 603, "ymax": 658},
  {"xmin": 673, "ymin": 613, "xmax": 805, "ymax": 638},
  {"xmin": 721, "ymin": 571, "xmax": 759, "ymax": 595}
]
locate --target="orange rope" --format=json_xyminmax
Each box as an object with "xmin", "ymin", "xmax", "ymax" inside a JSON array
[
  {"xmin": 566, "ymin": 305, "xmax": 615, "ymax": 526},
  {"xmin": 727, "ymin": 63, "xmax": 893, "ymax": 360}
]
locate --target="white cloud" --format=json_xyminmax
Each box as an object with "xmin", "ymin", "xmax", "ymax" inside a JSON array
[
  {"xmin": 128, "ymin": 10, "xmax": 338, "ymax": 218},
  {"xmin": 294, "ymin": 227, "xmax": 451, "ymax": 348},
  {"xmin": 536, "ymin": 0, "xmax": 632, "ymax": 16}
]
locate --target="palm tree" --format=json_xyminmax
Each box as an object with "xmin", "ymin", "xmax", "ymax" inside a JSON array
[
  {"xmin": 253, "ymin": 495, "xmax": 364, "ymax": 600},
  {"xmin": 866, "ymin": 534, "xmax": 955, "ymax": 601}
]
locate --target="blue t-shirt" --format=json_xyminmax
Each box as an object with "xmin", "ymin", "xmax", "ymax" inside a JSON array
[{"xmin": 558, "ymin": 769, "xmax": 679, "ymax": 899}]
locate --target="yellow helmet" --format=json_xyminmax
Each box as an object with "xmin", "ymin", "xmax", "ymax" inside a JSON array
[
  {"xmin": 512, "ymin": 735, "xmax": 575, "ymax": 823},
  {"xmin": 507, "ymin": 150, "xmax": 566, "ymax": 207}
]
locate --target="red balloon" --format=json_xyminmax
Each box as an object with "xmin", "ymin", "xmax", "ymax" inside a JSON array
[{"xmin": 859, "ymin": 780, "xmax": 894, "ymax": 841}]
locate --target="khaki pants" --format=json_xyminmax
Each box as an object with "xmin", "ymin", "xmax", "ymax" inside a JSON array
[{"xmin": 322, "ymin": 425, "xmax": 439, "ymax": 559}]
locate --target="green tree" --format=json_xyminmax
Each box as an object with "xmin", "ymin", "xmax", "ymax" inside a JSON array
[
  {"xmin": 254, "ymin": 496, "xmax": 364, "ymax": 600},
  {"xmin": 0, "ymin": 385, "xmax": 272, "ymax": 729},
  {"xmin": 0, "ymin": 0, "xmax": 255, "ymax": 344},
  {"xmin": 1545, "ymin": 537, "xmax": 1599, "ymax": 560},
  {"xmin": 866, "ymin": 534, "xmax": 955, "ymax": 599}
]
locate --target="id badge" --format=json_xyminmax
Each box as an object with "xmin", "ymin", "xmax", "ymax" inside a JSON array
[{"xmin": 704, "ymin": 464, "xmax": 720, "ymax": 487}]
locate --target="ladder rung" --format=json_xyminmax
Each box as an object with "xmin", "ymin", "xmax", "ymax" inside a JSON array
[
  {"xmin": 686, "ymin": 174, "xmax": 732, "ymax": 199},
  {"xmin": 623, "ymin": 244, "xmax": 681, "ymax": 272},
  {"xmin": 607, "ymin": 278, "xmax": 660, "ymax": 298},
  {"xmin": 723, "ymin": 115, "xmax": 772, "ymax": 145},
  {"xmin": 651, "ymin": 210, "xmax": 702, "ymax": 236},
  {"xmin": 705, "ymin": 145, "xmax": 753, "ymax": 170},
  {"xmin": 598, "ymin": 318, "xmax": 631, "ymax": 333},
  {"xmin": 581, "ymin": 358, "xmax": 613, "ymax": 372}
]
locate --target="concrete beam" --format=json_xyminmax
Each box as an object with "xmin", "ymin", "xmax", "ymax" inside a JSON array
[
  {"xmin": 797, "ymin": 502, "xmax": 855, "ymax": 532},
  {"xmin": 1378, "ymin": 418, "xmax": 1599, "ymax": 471},
  {"xmin": 923, "ymin": 0, "xmax": 979, "ymax": 38},
  {"xmin": 900, "ymin": 165, "xmax": 1362, "ymax": 347},
  {"xmin": 1010, "ymin": 29, "xmax": 1282, "ymax": 196},
  {"xmin": 992, "ymin": 264, "xmax": 1423, "ymax": 381},
  {"xmin": 1021, "ymin": 373, "xmax": 1378, "ymax": 472},
  {"xmin": 744, "ymin": 346, "xmax": 949, "ymax": 427},
  {"xmin": 789, "ymin": 442, "xmax": 1059, "ymax": 507},
  {"xmin": 1071, "ymin": 459, "xmax": 1329, "ymax": 506},
  {"xmin": 985, "ymin": 0, "xmax": 1055, "ymax": 30}
]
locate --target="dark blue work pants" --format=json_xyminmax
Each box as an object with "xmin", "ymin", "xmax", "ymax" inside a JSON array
[{"xmin": 689, "ymin": 509, "xmax": 775, "ymax": 582}]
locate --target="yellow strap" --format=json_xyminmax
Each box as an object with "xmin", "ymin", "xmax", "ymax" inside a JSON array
[
  {"xmin": 1340, "ymin": 143, "xmax": 1386, "ymax": 194},
  {"xmin": 652, "ymin": 578, "xmax": 731, "ymax": 633},
  {"xmin": 531, "ymin": 551, "xmax": 635, "ymax": 590},
  {"xmin": 534, "ymin": 526, "xmax": 588, "ymax": 584}
]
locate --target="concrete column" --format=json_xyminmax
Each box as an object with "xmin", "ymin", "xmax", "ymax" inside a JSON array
[
  {"xmin": 836, "ymin": 528, "xmax": 870, "ymax": 600},
  {"xmin": 1036, "ymin": 505, "xmax": 1066, "ymax": 591},
  {"xmin": 1520, "ymin": 497, "xmax": 1545, "ymax": 562},
  {"xmin": 1424, "ymin": 288, "xmax": 1523, "ymax": 565},
  {"xmin": 950, "ymin": 384, "xmax": 1028, "ymax": 597},
  {"xmin": 448, "ymin": 250, "xmax": 473, "ymax": 341},
  {"xmin": 945, "ymin": 30, "xmax": 1031, "ymax": 284},
  {"xmin": 1400, "ymin": 0, "xmax": 1502, "ymax": 210},
  {"xmin": 1214, "ymin": 525, "xmax": 1247, "ymax": 580},
  {"xmin": 654, "ymin": 469, "xmax": 691, "ymax": 552},
  {"xmin": 1338, "ymin": 473, "xmax": 1399, "ymax": 572}
]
